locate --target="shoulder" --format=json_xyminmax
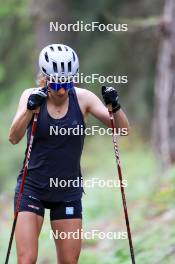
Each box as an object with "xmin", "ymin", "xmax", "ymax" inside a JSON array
[
  {"xmin": 74, "ymin": 87, "xmax": 95, "ymax": 95},
  {"xmin": 23, "ymin": 87, "xmax": 41, "ymax": 94},
  {"xmin": 73, "ymin": 87, "xmax": 98, "ymax": 117},
  {"xmin": 74, "ymin": 87, "xmax": 99, "ymax": 103},
  {"xmin": 74, "ymin": 87, "xmax": 104, "ymax": 116},
  {"xmin": 20, "ymin": 87, "xmax": 40, "ymax": 101}
]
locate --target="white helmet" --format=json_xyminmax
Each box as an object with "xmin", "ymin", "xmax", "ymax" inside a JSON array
[{"xmin": 39, "ymin": 44, "xmax": 79, "ymax": 79}]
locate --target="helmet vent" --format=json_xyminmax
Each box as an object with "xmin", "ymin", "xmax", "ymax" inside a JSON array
[
  {"xmin": 42, "ymin": 67, "xmax": 47, "ymax": 74},
  {"xmin": 53, "ymin": 62, "xmax": 58, "ymax": 73},
  {"xmin": 61, "ymin": 62, "xmax": 65, "ymax": 73},
  {"xmin": 72, "ymin": 52, "xmax": 76, "ymax": 62},
  {"xmin": 58, "ymin": 46, "xmax": 62, "ymax": 51},
  {"xmin": 50, "ymin": 46, "xmax": 54, "ymax": 51},
  {"xmin": 45, "ymin": 52, "xmax": 49, "ymax": 62},
  {"xmin": 65, "ymin": 46, "xmax": 68, "ymax": 51},
  {"xmin": 68, "ymin": 61, "xmax": 72, "ymax": 73}
]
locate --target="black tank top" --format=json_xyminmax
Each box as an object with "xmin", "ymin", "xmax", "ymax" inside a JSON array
[{"xmin": 15, "ymin": 88, "xmax": 85, "ymax": 202}]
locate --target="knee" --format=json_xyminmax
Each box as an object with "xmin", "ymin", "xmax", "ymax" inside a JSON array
[{"xmin": 17, "ymin": 251, "xmax": 37, "ymax": 264}]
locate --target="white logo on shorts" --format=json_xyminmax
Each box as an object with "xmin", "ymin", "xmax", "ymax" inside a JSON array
[{"xmin": 66, "ymin": 207, "xmax": 74, "ymax": 215}]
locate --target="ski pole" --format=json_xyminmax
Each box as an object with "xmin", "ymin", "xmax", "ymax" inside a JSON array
[
  {"xmin": 107, "ymin": 105, "xmax": 136, "ymax": 264},
  {"xmin": 5, "ymin": 113, "xmax": 39, "ymax": 264}
]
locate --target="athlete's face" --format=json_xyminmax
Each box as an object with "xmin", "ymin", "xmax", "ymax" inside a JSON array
[{"xmin": 48, "ymin": 84, "xmax": 68, "ymax": 98}]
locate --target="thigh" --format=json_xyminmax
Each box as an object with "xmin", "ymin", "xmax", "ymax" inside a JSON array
[
  {"xmin": 51, "ymin": 218, "xmax": 82, "ymax": 264},
  {"xmin": 15, "ymin": 211, "xmax": 44, "ymax": 258},
  {"xmin": 14, "ymin": 193, "xmax": 44, "ymax": 260},
  {"xmin": 50, "ymin": 200, "xmax": 83, "ymax": 264}
]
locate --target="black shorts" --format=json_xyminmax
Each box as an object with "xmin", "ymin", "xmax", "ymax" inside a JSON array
[{"xmin": 14, "ymin": 193, "xmax": 82, "ymax": 221}]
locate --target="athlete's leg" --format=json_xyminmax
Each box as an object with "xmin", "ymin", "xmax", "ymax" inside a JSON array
[
  {"xmin": 50, "ymin": 200, "xmax": 82, "ymax": 264},
  {"xmin": 14, "ymin": 194, "xmax": 44, "ymax": 264},
  {"xmin": 51, "ymin": 219, "xmax": 82, "ymax": 264},
  {"xmin": 15, "ymin": 212, "xmax": 44, "ymax": 264}
]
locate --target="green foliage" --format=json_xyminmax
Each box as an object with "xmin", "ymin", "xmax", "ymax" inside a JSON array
[{"xmin": 0, "ymin": 0, "xmax": 33, "ymax": 102}]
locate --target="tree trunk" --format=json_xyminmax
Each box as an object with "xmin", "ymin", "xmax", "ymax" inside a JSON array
[
  {"xmin": 153, "ymin": 0, "xmax": 175, "ymax": 171},
  {"xmin": 30, "ymin": 0, "xmax": 76, "ymax": 72}
]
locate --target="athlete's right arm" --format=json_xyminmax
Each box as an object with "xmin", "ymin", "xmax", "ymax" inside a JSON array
[{"xmin": 8, "ymin": 89, "xmax": 36, "ymax": 145}]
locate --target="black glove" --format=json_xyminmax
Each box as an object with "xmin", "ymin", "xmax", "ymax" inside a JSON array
[
  {"xmin": 101, "ymin": 86, "xmax": 121, "ymax": 113},
  {"xmin": 27, "ymin": 87, "xmax": 47, "ymax": 110}
]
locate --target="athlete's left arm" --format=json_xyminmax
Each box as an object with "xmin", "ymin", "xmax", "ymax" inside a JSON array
[{"xmin": 83, "ymin": 90, "xmax": 130, "ymax": 131}]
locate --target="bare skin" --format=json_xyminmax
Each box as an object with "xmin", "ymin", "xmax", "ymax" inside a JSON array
[
  {"xmin": 9, "ymin": 86, "xmax": 130, "ymax": 264},
  {"xmin": 51, "ymin": 219, "xmax": 82, "ymax": 264},
  {"xmin": 15, "ymin": 212, "xmax": 43, "ymax": 264}
]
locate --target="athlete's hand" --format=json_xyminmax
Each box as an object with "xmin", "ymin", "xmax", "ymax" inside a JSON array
[
  {"xmin": 101, "ymin": 86, "xmax": 121, "ymax": 113},
  {"xmin": 27, "ymin": 87, "xmax": 47, "ymax": 111}
]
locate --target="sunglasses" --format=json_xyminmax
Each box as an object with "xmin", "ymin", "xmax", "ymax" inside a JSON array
[{"xmin": 48, "ymin": 82, "xmax": 74, "ymax": 91}]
